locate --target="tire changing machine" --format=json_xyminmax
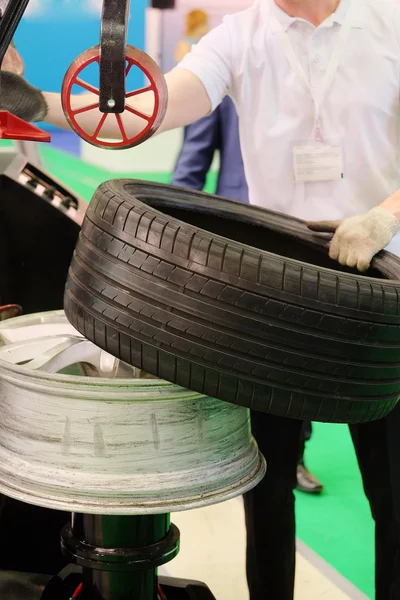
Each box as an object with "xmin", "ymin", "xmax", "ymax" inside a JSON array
[
  {"xmin": 0, "ymin": 259, "xmax": 265, "ymax": 600},
  {"xmin": 0, "ymin": 140, "xmax": 266, "ymax": 600},
  {"xmin": 0, "ymin": 3, "xmax": 265, "ymax": 597}
]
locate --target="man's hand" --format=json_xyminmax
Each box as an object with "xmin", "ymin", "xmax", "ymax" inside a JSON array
[
  {"xmin": 0, "ymin": 71, "xmax": 47, "ymax": 122},
  {"xmin": 307, "ymin": 207, "xmax": 399, "ymax": 272}
]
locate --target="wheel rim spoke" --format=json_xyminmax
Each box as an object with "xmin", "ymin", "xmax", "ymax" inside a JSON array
[
  {"xmin": 72, "ymin": 102, "xmax": 100, "ymax": 116},
  {"xmin": 126, "ymin": 61, "xmax": 135, "ymax": 76},
  {"xmin": 125, "ymin": 85, "xmax": 153, "ymax": 99},
  {"xmin": 124, "ymin": 105, "xmax": 152, "ymax": 121},
  {"xmin": 115, "ymin": 114, "xmax": 128, "ymax": 142},
  {"xmin": 93, "ymin": 113, "xmax": 108, "ymax": 140},
  {"xmin": 73, "ymin": 78, "xmax": 100, "ymax": 95}
]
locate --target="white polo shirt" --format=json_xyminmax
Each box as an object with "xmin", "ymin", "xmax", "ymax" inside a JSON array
[{"xmin": 177, "ymin": 0, "xmax": 400, "ymax": 254}]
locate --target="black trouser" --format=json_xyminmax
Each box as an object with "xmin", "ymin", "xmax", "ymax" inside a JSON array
[
  {"xmin": 243, "ymin": 402, "xmax": 400, "ymax": 600},
  {"xmin": 298, "ymin": 420, "xmax": 312, "ymax": 466}
]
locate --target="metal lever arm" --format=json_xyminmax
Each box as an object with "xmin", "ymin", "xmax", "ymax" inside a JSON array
[
  {"xmin": 0, "ymin": 0, "xmax": 30, "ymax": 66},
  {"xmin": 99, "ymin": 0, "xmax": 130, "ymax": 113}
]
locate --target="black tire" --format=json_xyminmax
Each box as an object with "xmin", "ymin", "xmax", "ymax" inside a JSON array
[{"xmin": 64, "ymin": 180, "xmax": 400, "ymax": 423}]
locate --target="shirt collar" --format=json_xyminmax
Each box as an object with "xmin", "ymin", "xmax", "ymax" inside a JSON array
[{"xmin": 265, "ymin": 0, "xmax": 364, "ymax": 33}]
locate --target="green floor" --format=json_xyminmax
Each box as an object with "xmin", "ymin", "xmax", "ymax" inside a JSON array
[
  {"xmin": 39, "ymin": 145, "xmax": 218, "ymax": 202},
  {"xmin": 38, "ymin": 145, "xmax": 375, "ymax": 598},
  {"xmin": 296, "ymin": 423, "xmax": 374, "ymax": 597}
]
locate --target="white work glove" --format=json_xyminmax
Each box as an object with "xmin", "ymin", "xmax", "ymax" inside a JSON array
[{"xmin": 307, "ymin": 207, "xmax": 399, "ymax": 272}]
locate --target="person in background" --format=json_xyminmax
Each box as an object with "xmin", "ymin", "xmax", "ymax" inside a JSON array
[
  {"xmin": 171, "ymin": 96, "xmax": 323, "ymax": 495},
  {"xmin": 174, "ymin": 9, "xmax": 209, "ymax": 63},
  {"xmin": 297, "ymin": 421, "xmax": 322, "ymax": 494}
]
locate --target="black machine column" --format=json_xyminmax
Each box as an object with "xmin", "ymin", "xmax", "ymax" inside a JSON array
[{"xmin": 61, "ymin": 514, "xmax": 180, "ymax": 600}]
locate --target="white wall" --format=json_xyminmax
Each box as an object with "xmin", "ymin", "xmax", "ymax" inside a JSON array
[
  {"xmin": 156, "ymin": 0, "xmax": 253, "ymax": 73},
  {"xmin": 81, "ymin": 128, "xmax": 220, "ymax": 174},
  {"xmin": 81, "ymin": 129, "xmax": 183, "ymax": 173}
]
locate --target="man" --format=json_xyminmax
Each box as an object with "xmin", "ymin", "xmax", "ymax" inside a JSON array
[
  {"xmin": 172, "ymin": 96, "xmax": 248, "ymax": 201},
  {"xmin": 2, "ymin": 0, "xmax": 400, "ymax": 597},
  {"xmin": 172, "ymin": 96, "xmax": 323, "ymax": 495}
]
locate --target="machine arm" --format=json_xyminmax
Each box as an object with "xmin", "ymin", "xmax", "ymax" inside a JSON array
[
  {"xmin": 0, "ymin": 0, "xmax": 30, "ymax": 66},
  {"xmin": 99, "ymin": 0, "xmax": 130, "ymax": 113}
]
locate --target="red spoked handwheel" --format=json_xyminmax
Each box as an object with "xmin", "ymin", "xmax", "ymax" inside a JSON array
[{"xmin": 61, "ymin": 45, "xmax": 168, "ymax": 150}]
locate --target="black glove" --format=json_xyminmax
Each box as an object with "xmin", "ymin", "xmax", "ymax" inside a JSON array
[{"xmin": 0, "ymin": 71, "xmax": 48, "ymax": 122}]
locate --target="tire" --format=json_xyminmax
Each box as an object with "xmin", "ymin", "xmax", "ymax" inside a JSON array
[{"xmin": 64, "ymin": 180, "xmax": 400, "ymax": 423}]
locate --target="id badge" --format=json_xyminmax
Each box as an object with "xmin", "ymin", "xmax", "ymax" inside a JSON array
[{"xmin": 293, "ymin": 143, "xmax": 343, "ymax": 182}]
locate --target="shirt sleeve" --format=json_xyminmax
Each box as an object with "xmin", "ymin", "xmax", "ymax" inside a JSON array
[{"xmin": 176, "ymin": 17, "xmax": 233, "ymax": 112}]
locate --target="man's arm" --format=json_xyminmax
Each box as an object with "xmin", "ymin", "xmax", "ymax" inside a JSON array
[
  {"xmin": 0, "ymin": 20, "xmax": 233, "ymax": 140},
  {"xmin": 379, "ymin": 189, "xmax": 400, "ymax": 220},
  {"xmin": 172, "ymin": 107, "xmax": 220, "ymax": 190},
  {"xmin": 44, "ymin": 68, "xmax": 212, "ymax": 137}
]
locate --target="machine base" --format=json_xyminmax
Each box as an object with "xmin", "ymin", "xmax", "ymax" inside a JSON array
[
  {"xmin": 158, "ymin": 576, "xmax": 218, "ymax": 600},
  {"xmin": 0, "ymin": 568, "xmax": 217, "ymax": 599}
]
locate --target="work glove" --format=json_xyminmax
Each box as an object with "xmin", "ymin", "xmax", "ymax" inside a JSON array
[
  {"xmin": 0, "ymin": 71, "xmax": 47, "ymax": 122},
  {"xmin": 307, "ymin": 207, "xmax": 400, "ymax": 272}
]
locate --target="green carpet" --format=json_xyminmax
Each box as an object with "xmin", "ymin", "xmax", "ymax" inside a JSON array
[
  {"xmin": 39, "ymin": 145, "xmax": 218, "ymax": 202},
  {"xmin": 296, "ymin": 423, "xmax": 374, "ymax": 597},
  {"xmin": 36, "ymin": 145, "xmax": 375, "ymax": 597}
]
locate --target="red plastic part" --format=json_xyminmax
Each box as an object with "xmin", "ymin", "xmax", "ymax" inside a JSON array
[
  {"xmin": 61, "ymin": 45, "xmax": 168, "ymax": 150},
  {"xmin": 70, "ymin": 582, "xmax": 164, "ymax": 599},
  {"xmin": 71, "ymin": 582, "xmax": 83, "ymax": 598},
  {"xmin": 0, "ymin": 304, "xmax": 22, "ymax": 321},
  {"xmin": 0, "ymin": 111, "xmax": 50, "ymax": 142}
]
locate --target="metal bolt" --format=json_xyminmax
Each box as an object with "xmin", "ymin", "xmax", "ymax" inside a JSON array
[{"xmin": 107, "ymin": 99, "xmax": 116, "ymax": 108}]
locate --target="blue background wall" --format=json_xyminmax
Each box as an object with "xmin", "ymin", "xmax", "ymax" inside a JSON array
[{"xmin": 14, "ymin": 0, "xmax": 147, "ymax": 93}]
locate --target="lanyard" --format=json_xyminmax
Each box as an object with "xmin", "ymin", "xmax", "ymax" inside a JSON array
[{"xmin": 272, "ymin": 1, "xmax": 355, "ymax": 141}]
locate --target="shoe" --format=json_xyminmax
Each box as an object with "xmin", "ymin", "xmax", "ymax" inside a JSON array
[{"xmin": 296, "ymin": 464, "xmax": 323, "ymax": 494}]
